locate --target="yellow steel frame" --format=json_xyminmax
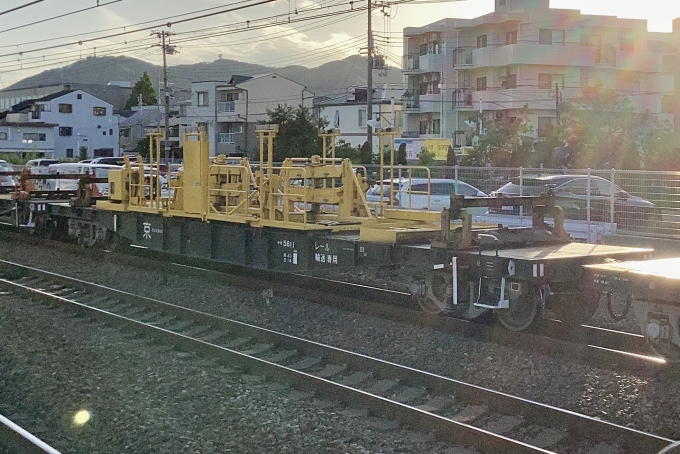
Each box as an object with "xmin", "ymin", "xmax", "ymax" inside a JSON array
[{"xmin": 98, "ymin": 125, "xmax": 469, "ymax": 242}]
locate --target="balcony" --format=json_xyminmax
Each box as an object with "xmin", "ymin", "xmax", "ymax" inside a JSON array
[
  {"xmin": 465, "ymin": 42, "xmax": 597, "ymax": 68},
  {"xmin": 453, "ymin": 88, "xmax": 473, "ymax": 108},
  {"xmin": 418, "ymin": 92, "xmax": 442, "ymax": 113},
  {"xmin": 419, "ymin": 53, "xmax": 444, "ymax": 71},
  {"xmin": 401, "ymin": 131, "xmax": 420, "ymax": 138},
  {"xmin": 402, "ymin": 54, "xmax": 421, "ymax": 74},
  {"xmin": 402, "ymin": 93, "xmax": 420, "ymax": 111},
  {"xmin": 218, "ymin": 102, "xmax": 235, "ymax": 113},
  {"xmin": 218, "ymin": 132, "xmax": 235, "ymax": 144},
  {"xmin": 453, "ymin": 48, "xmax": 473, "ymax": 67}
]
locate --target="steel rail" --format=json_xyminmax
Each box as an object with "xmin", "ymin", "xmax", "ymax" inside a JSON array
[
  {"xmin": 0, "ymin": 414, "xmax": 62, "ymax": 454},
  {"xmin": 0, "ymin": 260, "xmax": 676, "ymax": 453},
  {"xmin": 0, "ymin": 230, "xmax": 662, "ymax": 371}
]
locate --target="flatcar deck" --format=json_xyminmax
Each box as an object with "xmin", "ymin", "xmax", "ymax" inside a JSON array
[
  {"xmin": 478, "ymin": 243, "xmax": 653, "ymax": 261},
  {"xmin": 586, "ymin": 257, "xmax": 680, "ymax": 281}
]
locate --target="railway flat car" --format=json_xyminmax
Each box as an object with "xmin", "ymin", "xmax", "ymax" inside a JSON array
[
  {"xmin": 586, "ymin": 259, "xmax": 680, "ymax": 361},
  {"xmin": 0, "ymin": 127, "xmax": 659, "ymax": 338}
]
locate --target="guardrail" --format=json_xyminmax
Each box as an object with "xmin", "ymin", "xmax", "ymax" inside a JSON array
[{"xmin": 364, "ymin": 165, "xmax": 680, "ymax": 240}]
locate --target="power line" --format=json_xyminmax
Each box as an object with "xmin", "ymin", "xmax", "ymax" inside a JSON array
[
  {"xmin": 0, "ymin": 0, "xmax": 124, "ymax": 35},
  {"xmin": 0, "ymin": 0, "xmax": 46, "ymax": 17}
]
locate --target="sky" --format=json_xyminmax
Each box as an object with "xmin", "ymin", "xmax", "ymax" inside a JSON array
[{"xmin": 1, "ymin": 0, "xmax": 679, "ymax": 88}]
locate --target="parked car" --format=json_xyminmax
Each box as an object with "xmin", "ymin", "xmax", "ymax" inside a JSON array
[
  {"xmin": 0, "ymin": 160, "xmax": 16, "ymax": 189},
  {"xmin": 366, "ymin": 178, "xmax": 488, "ymax": 214},
  {"xmin": 90, "ymin": 157, "xmax": 126, "ymax": 166},
  {"xmin": 490, "ymin": 174, "xmax": 656, "ymax": 227}
]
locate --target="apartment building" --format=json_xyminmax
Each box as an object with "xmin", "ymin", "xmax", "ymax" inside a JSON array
[
  {"xmin": 402, "ymin": 0, "xmax": 678, "ymax": 146},
  {"xmin": 181, "ymin": 74, "xmax": 312, "ymax": 157},
  {"xmin": 314, "ymin": 85, "xmax": 404, "ymax": 148}
]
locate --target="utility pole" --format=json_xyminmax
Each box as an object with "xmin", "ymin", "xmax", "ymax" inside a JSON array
[
  {"xmin": 367, "ymin": 0, "xmax": 373, "ymax": 152},
  {"xmin": 152, "ymin": 30, "xmax": 175, "ymax": 162}
]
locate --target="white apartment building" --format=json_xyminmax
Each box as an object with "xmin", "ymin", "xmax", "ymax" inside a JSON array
[
  {"xmin": 314, "ymin": 85, "xmax": 404, "ymax": 149},
  {"xmin": 402, "ymin": 0, "xmax": 677, "ymax": 146},
  {"xmin": 0, "ymin": 114, "xmax": 57, "ymax": 158},
  {"xmin": 181, "ymin": 74, "xmax": 312, "ymax": 157}
]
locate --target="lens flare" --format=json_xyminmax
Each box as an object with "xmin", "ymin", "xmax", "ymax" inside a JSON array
[{"xmin": 73, "ymin": 410, "xmax": 91, "ymax": 426}]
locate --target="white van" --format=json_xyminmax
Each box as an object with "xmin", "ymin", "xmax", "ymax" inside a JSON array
[
  {"xmin": 45, "ymin": 163, "xmax": 121, "ymax": 196},
  {"xmin": 366, "ymin": 178, "xmax": 488, "ymax": 214},
  {"xmin": 25, "ymin": 159, "xmax": 59, "ymax": 190}
]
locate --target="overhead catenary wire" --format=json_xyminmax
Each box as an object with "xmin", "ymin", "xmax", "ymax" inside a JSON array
[{"xmin": 0, "ymin": 0, "xmax": 46, "ymax": 17}]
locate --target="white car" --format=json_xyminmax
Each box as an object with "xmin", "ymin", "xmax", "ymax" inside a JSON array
[
  {"xmin": 366, "ymin": 178, "xmax": 488, "ymax": 214},
  {"xmin": 0, "ymin": 159, "xmax": 16, "ymax": 188}
]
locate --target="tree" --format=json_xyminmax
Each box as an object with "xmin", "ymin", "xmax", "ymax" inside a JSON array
[
  {"xmin": 79, "ymin": 146, "xmax": 88, "ymax": 161},
  {"xmin": 125, "ymin": 72, "xmax": 158, "ymax": 110},
  {"xmin": 445, "ymin": 145, "xmax": 456, "ymax": 166},
  {"xmin": 333, "ymin": 139, "xmax": 359, "ymax": 161},
  {"xmin": 136, "ymin": 137, "xmax": 150, "ymax": 158},
  {"xmin": 396, "ymin": 143, "xmax": 408, "ymax": 165},
  {"xmin": 561, "ymin": 86, "xmax": 648, "ymax": 169},
  {"xmin": 266, "ymin": 104, "xmax": 323, "ymax": 162},
  {"xmin": 462, "ymin": 109, "xmax": 534, "ymax": 167},
  {"xmin": 417, "ymin": 148, "xmax": 435, "ymax": 166},
  {"xmin": 358, "ymin": 141, "xmax": 373, "ymax": 164}
]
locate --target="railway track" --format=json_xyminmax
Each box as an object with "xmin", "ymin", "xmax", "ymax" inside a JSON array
[
  {"xmin": 0, "ymin": 229, "xmax": 665, "ymax": 373},
  {"xmin": 0, "ymin": 259, "xmax": 675, "ymax": 453}
]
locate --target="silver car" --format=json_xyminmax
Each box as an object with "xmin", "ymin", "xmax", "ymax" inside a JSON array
[{"xmin": 366, "ymin": 178, "xmax": 487, "ymax": 214}]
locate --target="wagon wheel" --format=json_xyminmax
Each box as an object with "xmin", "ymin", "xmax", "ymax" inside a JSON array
[
  {"xmin": 496, "ymin": 285, "xmax": 542, "ymax": 332},
  {"xmin": 416, "ymin": 272, "xmax": 450, "ymax": 315},
  {"xmin": 102, "ymin": 230, "xmax": 120, "ymax": 252}
]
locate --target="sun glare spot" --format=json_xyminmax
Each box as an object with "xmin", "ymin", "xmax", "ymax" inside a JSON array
[{"xmin": 73, "ymin": 410, "xmax": 91, "ymax": 426}]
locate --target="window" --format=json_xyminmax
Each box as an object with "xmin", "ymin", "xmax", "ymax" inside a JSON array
[
  {"xmin": 497, "ymin": 0, "xmax": 506, "ymax": 6},
  {"xmin": 0, "ymin": 132, "xmax": 7, "ymax": 140},
  {"xmin": 580, "ymin": 34, "xmax": 600, "ymax": 47},
  {"xmin": 103, "ymin": 131, "xmax": 107, "ymax": 136},
  {"xmin": 66, "ymin": 149, "xmax": 74, "ymax": 158},
  {"xmin": 620, "ymin": 37, "xmax": 634, "ymax": 52},
  {"xmin": 77, "ymin": 94, "xmax": 82, "ymax": 100},
  {"xmin": 59, "ymin": 127, "xmax": 72, "ymax": 136},
  {"xmin": 23, "ymin": 133, "xmax": 46, "ymax": 141},
  {"xmin": 93, "ymin": 107, "xmax": 106, "ymax": 116},
  {"xmin": 580, "ymin": 77, "xmax": 601, "ymax": 89},
  {"xmin": 476, "ymin": 76, "xmax": 487, "ymax": 91},
  {"xmin": 539, "ymin": 29, "xmax": 564, "ymax": 45},
  {"xmin": 197, "ymin": 92, "xmax": 209, "ymax": 107},
  {"xmin": 460, "ymin": 71, "xmax": 472, "ymax": 88},
  {"xmin": 506, "ymin": 31, "xmax": 517, "ymax": 45},
  {"xmin": 477, "ymin": 35, "xmax": 487, "ymax": 48},
  {"xmin": 358, "ymin": 109, "xmax": 367, "ymax": 127},
  {"xmin": 537, "ymin": 117, "xmax": 554, "ymax": 138},
  {"xmin": 432, "ymin": 119, "xmax": 441, "ymax": 135},
  {"xmin": 58, "ymin": 103, "xmax": 73, "ymax": 113},
  {"xmin": 109, "ymin": 129, "xmax": 113, "ymax": 136},
  {"xmin": 502, "ymin": 74, "xmax": 517, "ymax": 89},
  {"xmin": 538, "ymin": 73, "xmax": 564, "ymax": 89}
]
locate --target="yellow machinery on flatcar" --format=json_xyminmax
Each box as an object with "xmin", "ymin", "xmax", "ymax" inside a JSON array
[{"xmin": 99, "ymin": 125, "xmax": 457, "ymax": 242}]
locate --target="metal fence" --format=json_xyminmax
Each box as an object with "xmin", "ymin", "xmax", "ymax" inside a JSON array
[{"xmin": 364, "ymin": 165, "xmax": 680, "ymax": 239}]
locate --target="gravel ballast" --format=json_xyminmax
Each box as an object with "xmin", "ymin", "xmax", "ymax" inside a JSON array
[{"xmin": 1, "ymin": 240, "xmax": 679, "ymax": 445}]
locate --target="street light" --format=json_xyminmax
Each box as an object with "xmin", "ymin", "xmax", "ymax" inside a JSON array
[{"xmin": 21, "ymin": 139, "xmax": 33, "ymax": 160}]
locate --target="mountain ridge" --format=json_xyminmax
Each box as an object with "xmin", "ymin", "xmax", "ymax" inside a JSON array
[{"xmin": 4, "ymin": 55, "xmax": 404, "ymax": 99}]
